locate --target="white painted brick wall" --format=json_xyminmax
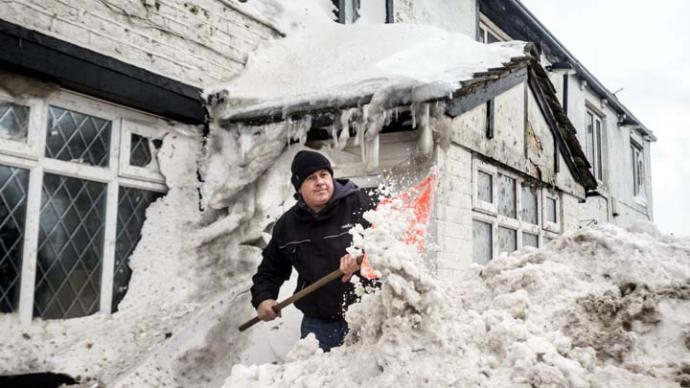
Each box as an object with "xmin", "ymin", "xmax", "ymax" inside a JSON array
[
  {"xmin": 0, "ymin": 0, "xmax": 280, "ymax": 88},
  {"xmin": 433, "ymin": 144, "xmax": 474, "ymax": 276}
]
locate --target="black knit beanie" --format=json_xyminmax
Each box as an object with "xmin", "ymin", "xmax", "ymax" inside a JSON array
[{"xmin": 291, "ymin": 150, "xmax": 333, "ymax": 191}]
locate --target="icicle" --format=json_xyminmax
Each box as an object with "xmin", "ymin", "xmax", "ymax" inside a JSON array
[
  {"xmin": 416, "ymin": 103, "xmax": 433, "ymax": 155},
  {"xmin": 410, "ymin": 103, "xmax": 417, "ymax": 129},
  {"xmin": 337, "ymin": 109, "xmax": 355, "ymax": 150},
  {"xmin": 365, "ymin": 133, "xmax": 380, "ymax": 170},
  {"xmin": 330, "ymin": 112, "xmax": 341, "ymax": 149}
]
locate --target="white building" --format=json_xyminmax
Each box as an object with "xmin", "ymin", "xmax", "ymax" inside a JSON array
[{"xmin": 0, "ymin": 0, "xmax": 654, "ymax": 323}]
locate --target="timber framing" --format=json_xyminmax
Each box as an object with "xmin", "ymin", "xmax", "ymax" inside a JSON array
[{"xmin": 0, "ymin": 19, "xmax": 205, "ymax": 124}]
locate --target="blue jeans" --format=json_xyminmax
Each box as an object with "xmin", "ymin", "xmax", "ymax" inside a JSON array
[{"xmin": 300, "ymin": 316, "xmax": 348, "ymax": 352}]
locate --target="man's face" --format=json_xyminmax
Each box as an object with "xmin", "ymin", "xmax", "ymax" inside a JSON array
[{"xmin": 298, "ymin": 169, "xmax": 334, "ymax": 212}]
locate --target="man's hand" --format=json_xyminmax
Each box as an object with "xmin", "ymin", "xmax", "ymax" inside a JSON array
[
  {"xmin": 257, "ymin": 299, "xmax": 280, "ymax": 321},
  {"xmin": 340, "ymin": 254, "xmax": 359, "ymax": 283}
]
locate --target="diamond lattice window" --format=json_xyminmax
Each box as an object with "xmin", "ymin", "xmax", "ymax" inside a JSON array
[
  {"xmin": 112, "ymin": 186, "xmax": 163, "ymax": 311},
  {"xmin": 34, "ymin": 173, "xmax": 106, "ymax": 319},
  {"xmin": 129, "ymin": 134, "xmax": 153, "ymax": 168},
  {"xmin": 0, "ymin": 165, "xmax": 29, "ymax": 313},
  {"xmin": 45, "ymin": 106, "xmax": 111, "ymax": 167},
  {"xmin": 0, "ymin": 101, "xmax": 30, "ymax": 142}
]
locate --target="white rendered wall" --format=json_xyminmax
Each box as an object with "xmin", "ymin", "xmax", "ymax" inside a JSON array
[
  {"xmin": 565, "ymin": 75, "xmax": 653, "ymax": 225},
  {"xmin": 0, "ymin": 0, "xmax": 280, "ymax": 88},
  {"xmin": 433, "ymin": 143, "xmax": 474, "ymax": 279},
  {"xmin": 393, "ymin": 0, "xmax": 477, "ymax": 38}
]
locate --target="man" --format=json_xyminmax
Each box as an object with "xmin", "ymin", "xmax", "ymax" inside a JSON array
[{"xmin": 250, "ymin": 150, "xmax": 374, "ymax": 351}]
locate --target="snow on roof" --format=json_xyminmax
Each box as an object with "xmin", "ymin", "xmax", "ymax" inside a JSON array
[{"xmin": 204, "ymin": 13, "xmax": 525, "ymax": 121}]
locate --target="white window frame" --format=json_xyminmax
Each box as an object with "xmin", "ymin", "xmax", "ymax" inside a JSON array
[
  {"xmin": 472, "ymin": 159, "xmax": 497, "ymax": 216},
  {"xmin": 478, "ymin": 14, "xmax": 512, "ymax": 43},
  {"xmin": 542, "ymin": 189, "xmax": 561, "ymax": 233},
  {"xmin": 0, "ymin": 90, "xmax": 46, "ymax": 159},
  {"xmin": 585, "ymin": 108, "xmax": 605, "ymax": 182},
  {"xmin": 471, "ymin": 158, "xmax": 560, "ymax": 263},
  {"xmin": 631, "ymin": 139, "xmax": 646, "ymax": 204},
  {"xmin": 0, "ymin": 89, "xmax": 169, "ymax": 324},
  {"xmin": 119, "ymin": 119, "xmax": 166, "ymax": 184}
]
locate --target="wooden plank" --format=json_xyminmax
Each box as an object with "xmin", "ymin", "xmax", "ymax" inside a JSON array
[{"xmin": 445, "ymin": 66, "xmax": 528, "ymax": 117}]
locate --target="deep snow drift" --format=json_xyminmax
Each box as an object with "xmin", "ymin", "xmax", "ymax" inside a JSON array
[{"xmin": 227, "ymin": 211, "xmax": 690, "ymax": 387}]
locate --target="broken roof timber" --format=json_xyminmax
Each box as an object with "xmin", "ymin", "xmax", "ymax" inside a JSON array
[{"xmin": 527, "ymin": 60, "xmax": 597, "ymax": 191}]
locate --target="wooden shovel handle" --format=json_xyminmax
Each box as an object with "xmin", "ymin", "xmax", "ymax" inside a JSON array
[{"xmin": 238, "ymin": 256, "xmax": 363, "ymax": 332}]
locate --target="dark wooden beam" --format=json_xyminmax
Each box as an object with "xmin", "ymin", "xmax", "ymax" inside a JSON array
[{"xmin": 445, "ymin": 66, "xmax": 527, "ymax": 117}]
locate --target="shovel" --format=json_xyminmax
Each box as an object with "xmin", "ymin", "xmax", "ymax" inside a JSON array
[{"xmin": 238, "ymin": 255, "xmax": 364, "ymax": 332}]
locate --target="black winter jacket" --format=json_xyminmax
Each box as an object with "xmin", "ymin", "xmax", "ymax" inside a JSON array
[{"xmin": 250, "ymin": 179, "xmax": 374, "ymax": 320}]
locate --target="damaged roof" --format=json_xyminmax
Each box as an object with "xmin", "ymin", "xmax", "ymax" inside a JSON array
[{"xmin": 207, "ymin": 43, "xmax": 596, "ymax": 192}]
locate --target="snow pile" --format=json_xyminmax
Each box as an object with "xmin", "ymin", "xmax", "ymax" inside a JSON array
[
  {"xmin": 0, "ymin": 125, "xmax": 304, "ymax": 386},
  {"xmin": 205, "ymin": 3, "xmax": 525, "ymax": 121},
  {"xmin": 226, "ymin": 211, "xmax": 690, "ymax": 387}
]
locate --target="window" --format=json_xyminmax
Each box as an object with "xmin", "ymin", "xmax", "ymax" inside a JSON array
[
  {"xmin": 585, "ymin": 110, "xmax": 604, "ymax": 181},
  {"xmin": 631, "ymin": 142, "xmax": 645, "ymax": 200},
  {"xmin": 471, "ymin": 159, "xmax": 561, "ymax": 263},
  {"xmin": 478, "ymin": 26, "xmax": 501, "ymax": 44},
  {"xmin": 0, "ymin": 101, "xmax": 29, "ymax": 142},
  {"xmin": 478, "ymin": 15, "xmax": 511, "ymax": 43},
  {"xmin": 0, "ymin": 165, "xmax": 29, "ymax": 313},
  {"xmin": 498, "ymin": 174, "xmax": 516, "ymax": 218},
  {"xmin": 522, "ymin": 232, "xmax": 539, "ymax": 248},
  {"xmin": 542, "ymin": 190, "xmax": 561, "ymax": 233},
  {"xmin": 472, "ymin": 220, "xmax": 492, "ymax": 264},
  {"xmin": 497, "ymin": 226, "xmax": 517, "ymax": 254},
  {"xmin": 0, "ymin": 89, "xmax": 168, "ymax": 323},
  {"xmin": 332, "ymin": 0, "xmax": 360, "ymax": 24},
  {"xmin": 473, "ymin": 160, "xmax": 497, "ymax": 215},
  {"xmin": 521, "ymin": 184, "xmax": 538, "ymax": 225}
]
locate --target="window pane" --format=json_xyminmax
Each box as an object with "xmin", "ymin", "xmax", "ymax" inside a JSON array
[
  {"xmin": 523, "ymin": 232, "xmax": 539, "ymax": 248},
  {"xmin": 521, "ymin": 185, "xmax": 538, "ymax": 224},
  {"xmin": 585, "ymin": 112, "xmax": 594, "ymax": 165},
  {"xmin": 34, "ymin": 174, "xmax": 106, "ymax": 319},
  {"xmin": 498, "ymin": 174, "xmax": 516, "ymax": 218},
  {"xmin": 477, "ymin": 171, "xmax": 493, "ymax": 203},
  {"xmin": 472, "ymin": 220, "xmax": 492, "ymax": 264},
  {"xmin": 487, "ymin": 31, "xmax": 500, "ymax": 43},
  {"xmin": 595, "ymin": 119, "xmax": 603, "ymax": 180},
  {"xmin": 45, "ymin": 106, "xmax": 111, "ymax": 167},
  {"xmin": 0, "ymin": 165, "xmax": 29, "ymax": 313},
  {"xmin": 130, "ymin": 134, "xmax": 153, "ymax": 168},
  {"xmin": 546, "ymin": 197, "xmax": 557, "ymax": 223},
  {"xmin": 0, "ymin": 101, "xmax": 29, "ymax": 142},
  {"xmin": 498, "ymin": 227, "xmax": 517, "ymax": 254},
  {"xmin": 112, "ymin": 186, "xmax": 164, "ymax": 311}
]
